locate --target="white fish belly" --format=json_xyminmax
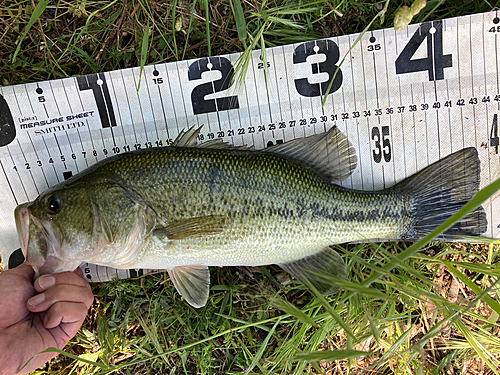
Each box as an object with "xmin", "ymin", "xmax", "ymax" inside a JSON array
[
  {"xmin": 126, "ymin": 214, "xmax": 403, "ymax": 269},
  {"xmin": 130, "ymin": 217, "xmax": 332, "ymax": 269}
]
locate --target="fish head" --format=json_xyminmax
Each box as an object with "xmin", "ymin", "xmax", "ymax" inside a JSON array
[
  {"xmin": 15, "ymin": 185, "xmax": 94, "ymax": 276},
  {"xmin": 15, "ymin": 181, "xmax": 156, "ymax": 277}
]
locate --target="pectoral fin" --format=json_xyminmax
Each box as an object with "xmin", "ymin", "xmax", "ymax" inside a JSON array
[
  {"xmin": 278, "ymin": 247, "xmax": 346, "ymax": 295},
  {"xmin": 155, "ymin": 215, "xmax": 229, "ymax": 240},
  {"xmin": 168, "ymin": 266, "xmax": 210, "ymax": 308}
]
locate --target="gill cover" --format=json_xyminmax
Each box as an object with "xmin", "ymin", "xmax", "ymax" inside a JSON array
[{"xmin": 89, "ymin": 183, "xmax": 156, "ymax": 268}]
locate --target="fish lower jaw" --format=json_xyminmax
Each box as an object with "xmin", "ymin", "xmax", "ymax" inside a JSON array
[
  {"xmin": 36, "ymin": 255, "xmax": 81, "ymax": 276},
  {"xmin": 14, "ymin": 203, "xmax": 30, "ymax": 259},
  {"xmin": 86, "ymin": 241, "xmax": 146, "ymax": 269}
]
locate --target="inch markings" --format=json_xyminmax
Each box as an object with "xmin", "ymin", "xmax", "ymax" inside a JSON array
[{"xmin": 0, "ymin": 12, "xmax": 500, "ymax": 279}]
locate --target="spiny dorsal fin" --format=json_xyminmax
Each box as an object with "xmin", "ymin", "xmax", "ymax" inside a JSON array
[
  {"xmin": 200, "ymin": 139, "xmax": 253, "ymax": 150},
  {"xmin": 172, "ymin": 125, "xmax": 201, "ymax": 147},
  {"xmin": 278, "ymin": 246, "xmax": 346, "ymax": 295},
  {"xmin": 172, "ymin": 125, "xmax": 252, "ymax": 150},
  {"xmin": 168, "ymin": 265, "xmax": 210, "ymax": 308},
  {"xmin": 154, "ymin": 215, "xmax": 229, "ymax": 240},
  {"xmin": 265, "ymin": 126, "xmax": 357, "ymax": 181},
  {"xmin": 173, "ymin": 126, "xmax": 357, "ymax": 180}
]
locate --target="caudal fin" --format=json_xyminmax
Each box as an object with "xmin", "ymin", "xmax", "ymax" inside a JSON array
[{"xmin": 397, "ymin": 147, "xmax": 487, "ymax": 241}]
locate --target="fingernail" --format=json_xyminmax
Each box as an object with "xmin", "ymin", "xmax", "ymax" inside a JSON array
[
  {"xmin": 28, "ymin": 293, "xmax": 45, "ymax": 307},
  {"xmin": 38, "ymin": 275, "xmax": 55, "ymax": 290}
]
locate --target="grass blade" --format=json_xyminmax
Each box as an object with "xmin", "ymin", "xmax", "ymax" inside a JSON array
[
  {"xmin": 230, "ymin": 0, "xmax": 247, "ymax": 45},
  {"xmin": 12, "ymin": 0, "xmax": 49, "ymax": 63},
  {"xmin": 244, "ymin": 318, "xmax": 281, "ymax": 374},
  {"xmin": 137, "ymin": 19, "xmax": 150, "ymax": 91},
  {"xmin": 443, "ymin": 261, "xmax": 500, "ymax": 316},
  {"xmin": 455, "ymin": 319, "xmax": 500, "ymax": 375},
  {"xmin": 202, "ymin": 0, "xmax": 211, "ymax": 56},
  {"xmin": 39, "ymin": 347, "xmax": 107, "ymax": 369},
  {"xmin": 272, "ymin": 298, "xmax": 319, "ymax": 328},
  {"xmin": 291, "ymin": 349, "xmax": 370, "ymax": 362}
]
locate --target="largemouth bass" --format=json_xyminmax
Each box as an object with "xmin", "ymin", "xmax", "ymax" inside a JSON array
[{"xmin": 14, "ymin": 126, "xmax": 487, "ymax": 307}]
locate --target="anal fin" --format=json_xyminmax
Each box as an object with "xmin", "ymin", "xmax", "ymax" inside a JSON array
[
  {"xmin": 168, "ymin": 265, "xmax": 210, "ymax": 308},
  {"xmin": 278, "ymin": 247, "xmax": 346, "ymax": 295}
]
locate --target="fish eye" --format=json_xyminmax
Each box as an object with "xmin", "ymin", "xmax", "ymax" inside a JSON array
[{"xmin": 46, "ymin": 195, "xmax": 61, "ymax": 213}]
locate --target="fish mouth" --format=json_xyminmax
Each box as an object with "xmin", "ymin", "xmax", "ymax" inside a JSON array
[
  {"xmin": 14, "ymin": 203, "xmax": 62, "ymax": 276},
  {"xmin": 14, "ymin": 203, "xmax": 30, "ymax": 259}
]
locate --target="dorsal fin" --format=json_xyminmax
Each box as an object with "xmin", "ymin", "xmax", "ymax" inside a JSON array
[
  {"xmin": 172, "ymin": 125, "xmax": 252, "ymax": 150},
  {"xmin": 265, "ymin": 126, "xmax": 357, "ymax": 181},
  {"xmin": 172, "ymin": 125, "xmax": 201, "ymax": 147},
  {"xmin": 173, "ymin": 125, "xmax": 357, "ymax": 181}
]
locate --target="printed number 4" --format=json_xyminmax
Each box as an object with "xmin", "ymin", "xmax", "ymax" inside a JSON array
[
  {"xmin": 395, "ymin": 20, "xmax": 452, "ymax": 81},
  {"xmin": 490, "ymin": 114, "xmax": 499, "ymax": 154}
]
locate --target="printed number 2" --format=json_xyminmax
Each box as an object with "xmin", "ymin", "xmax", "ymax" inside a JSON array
[
  {"xmin": 293, "ymin": 40, "xmax": 343, "ymax": 97},
  {"xmin": 395, "ymin": 20, "xmax": 452, "ymax": 81},
  {"xmin": 188, "ymin": 57, "xmax": 239, "ymax": 115}
]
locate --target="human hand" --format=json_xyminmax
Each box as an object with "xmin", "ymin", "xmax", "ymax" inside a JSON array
[{"xmin": 0, "ymin": 263, "xmax": 94, "ymax": 375}]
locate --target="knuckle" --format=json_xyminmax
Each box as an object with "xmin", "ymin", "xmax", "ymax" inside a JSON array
[
  {"xmin": 46, "ymin": 301, "xmax": 64, "ymax": 321},
  {"xmin": 84, "ymin": 289, "xmax": 95, "ymax": 307}
]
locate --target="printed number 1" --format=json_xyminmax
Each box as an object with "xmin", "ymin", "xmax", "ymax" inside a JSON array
[
  {"xmin": 395, "ymin": 20, "xmax": 452, "ymax": 81},
  {"xmin": 77, "ymin": 73, "xmax": 117, "ymax": 128}
]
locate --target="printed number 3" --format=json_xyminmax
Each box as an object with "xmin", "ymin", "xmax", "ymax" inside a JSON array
[{"xmin": 293, "ymin": 40, "xmax": 343, "ymax": 97}]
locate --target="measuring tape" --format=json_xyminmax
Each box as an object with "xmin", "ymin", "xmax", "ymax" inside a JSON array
[{"xmin": 1, "ymin": 11, "xmax": 500, "ymax": 281}]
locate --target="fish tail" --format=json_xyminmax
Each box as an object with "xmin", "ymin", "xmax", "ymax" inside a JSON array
[{"xmin": 397, "ymin": 147, "xmax": 487, "ymax": 241}]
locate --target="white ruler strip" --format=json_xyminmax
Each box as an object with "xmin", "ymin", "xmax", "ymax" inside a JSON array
[{"xmin": 1, "ymin": 12, "xmax": 500, "ymax": 281}]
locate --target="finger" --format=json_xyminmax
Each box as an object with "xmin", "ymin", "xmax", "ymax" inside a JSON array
[
  {"xmin": 43, "ymin": 301, "xmax": 89, "ymax": 333},
  {"xmin": 34, "ymin": 270, "xmax": 92, "ymax": 293},
  {"xmin": 73, "ymin": 266, "xmax": 84, "ymax": 278},
  {"xmin": 3, "ymin": 262, "xmax": 35, "ymax": 281},
  {"xmin": 28, "ymin": 284, "xmax": 94, "ymax": 312}
]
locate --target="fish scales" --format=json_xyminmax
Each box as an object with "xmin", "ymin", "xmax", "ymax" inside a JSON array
[
  {"xmin": 84, "ymin": 146, "xmax": 414, "ymax": 268},
  {"xmin": 14, "ymin": 126, "xmax": 487, "ymax": 308}
]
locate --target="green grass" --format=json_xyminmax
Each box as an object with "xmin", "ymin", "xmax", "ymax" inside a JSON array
[{"xmin": 2, "ymin": 0, "xmax": 500, "ymax": 374}]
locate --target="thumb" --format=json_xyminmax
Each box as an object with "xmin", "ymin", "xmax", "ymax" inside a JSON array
[{"xmin": 5, "ymin": 262, "xmax": 36, "ymax": 281}]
